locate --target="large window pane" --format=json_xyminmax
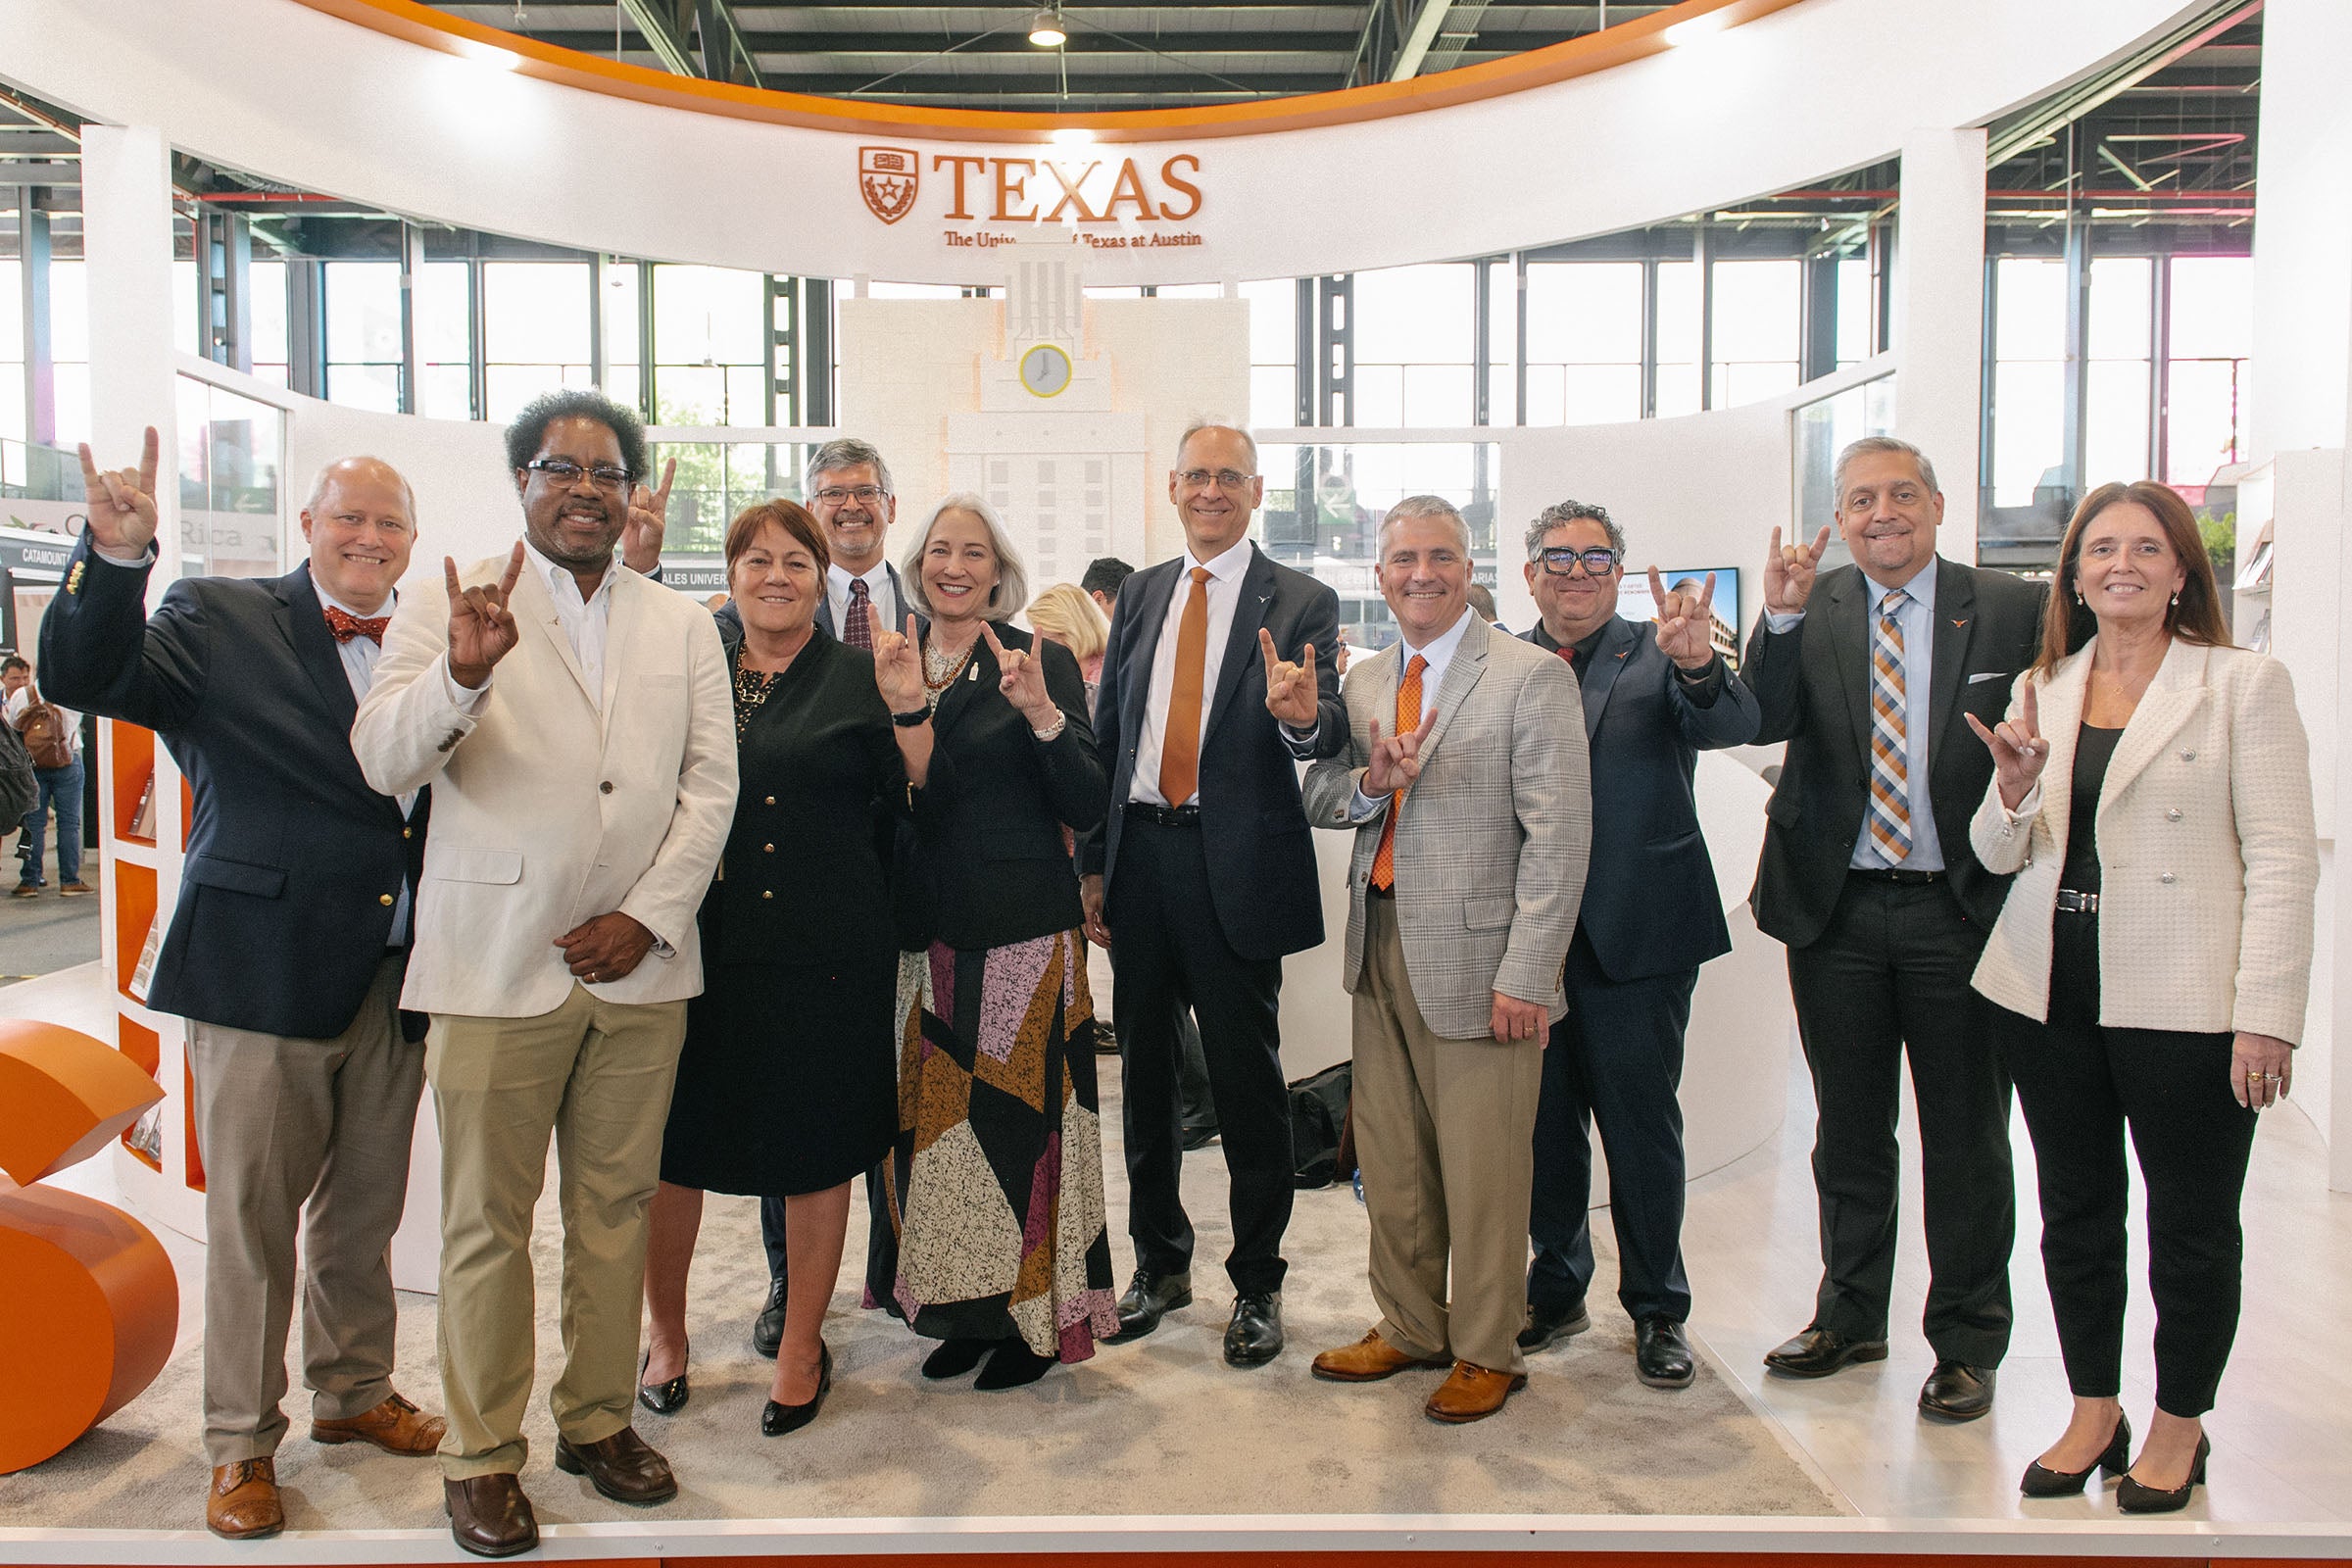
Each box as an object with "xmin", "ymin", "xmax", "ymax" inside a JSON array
[
  {"xmin": 174, "ymin": 261, "xmax": 199, "ymax": 356},
  {"xmin": 416, "ymin": 261, "xmax": 472, "ymax": 419},
  {"xmin": 1990, "ymin": 361, "xmax": 2063, "ymax": 508},
  {"xmin": 2167, "ymin": 257, "xmax": 2252, "ymax": 361},
  {"xmin": 2085, "ymin": 360, "xmax": 2150, "ymax": 485},
  {"xmin": 1709, "ymin": 260, "xmax": 1799, "ymax": 408},
  {"xmin": 1994, "ymin": 259, "xmax": 2066, "ymax": 361},
  {"xmin": 653, "ymin": 265, "xmax": 763, "ymax": 424},
  {"xmin": 603, "ymin": 261, "xmax": 641, "ymax": 411},
  {"xmin": 1526, "ymin": 263, "xmax": 1642, "ymax": 366},
  {"xmin": 2165, "ymin": 359, "xmax": 2244, "ymax": 488},
  {"xmin": 1836, "ymin": 256, "xmax": 1874, "ymax": 368},
  {"xmin": 485, "ymin": 263, "xmax": 589, "ymax": 364},
  {"xmin": 2087, "ymin": 257, "xmax": 2151, "ymax": 360},
  {"xmin": 1352, "ymin": 264, "xmax": 1473, "ymax": 427},
  {"xmin": 1242, "ymin": 278, "xmax": 1297, "ymax": 427},
  {"xmin": 325, "ymin": 262, "xmax": 402, "ymax": 410},
  {"xmin": 0, "ymin": 260, "xmax": 20, "ymax": 360},
  {"xmin": 1654, "ymin": 261, "xmax": 1700, "ymax": 416},
  {"xmin": 250, "ymin": 260, "xmax": 289, "ymax": 379}
]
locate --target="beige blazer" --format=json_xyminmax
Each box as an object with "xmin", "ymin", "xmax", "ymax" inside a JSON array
[
  {"xmin": 1301, "ymin": 613, "xmax": 1592, "ymax": 1040},
  {"xmin": 1968, "ymin": 638, "xmax": 2315, "ymax": 1040},
  {"xmin": 351, "ymin": 553, "xmax": 738, "ymax": 1018}
]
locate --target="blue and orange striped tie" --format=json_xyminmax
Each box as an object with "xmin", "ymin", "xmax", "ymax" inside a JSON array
[{"xmin": 1866, "ymin": 589, "xmax": 1911, "ymax": 863}]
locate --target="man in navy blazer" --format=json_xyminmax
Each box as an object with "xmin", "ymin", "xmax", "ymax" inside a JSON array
[
  {"xmin": 1081, "ymin": 421, "xmax": 1347, "ymax": 1367},
  {"xmin": 1516, "ymin": 501, "xmax": 1760, "ymax": 1389},
  {"xmin": 41, "ymin": 433, "xmax": 442, "ymax": 1540}
]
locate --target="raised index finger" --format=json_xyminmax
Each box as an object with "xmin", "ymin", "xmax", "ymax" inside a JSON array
[
  {"xmin": 137, "ymin": 425, "xmax": 160, "ymax": 494},
  {"xmin": 653, "ymin": 456, "xmax": 676, "ymax": 506},
  {"xmin": 978, "ymin": 620, "xmax": 1006, "ymax": 659},
  {"xmin": 444, "ymin": 556, "xmax": 464, "ymax": 598}
]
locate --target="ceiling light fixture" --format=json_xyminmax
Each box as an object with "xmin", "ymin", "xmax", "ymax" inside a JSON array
[{"xmin": 1028, "ymin": 9, "xmax": 1067, "ymax": 47}]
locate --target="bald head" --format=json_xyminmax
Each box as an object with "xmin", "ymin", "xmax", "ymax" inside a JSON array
[{"xmin": 301, "ymin": 456, "xmax": 416, "ymax": 614}]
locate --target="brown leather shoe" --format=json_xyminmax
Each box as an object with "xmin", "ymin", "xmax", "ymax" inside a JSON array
[
  {"xmin": 552, "ymin": 1425, "xmax": 677, "ymax": 1504},
  {"xmin": 444, "ymin": 1474, "xmax": 538, "ymax": 1558},
  {"xmin": 1424, "ymin": 1360, "xmax": 1528, "ymax": 1423},
  {"xmin": 311, "ymin": 1390, "xmax": 447, "ymax": 1455},
  {"xmin": 207, "ymin": 1458, "xmax": 284, "ymax": 1540},
  {"xmin": 1310, "ymin": 1329, "xmax": 1450, "ymax": 1383}
]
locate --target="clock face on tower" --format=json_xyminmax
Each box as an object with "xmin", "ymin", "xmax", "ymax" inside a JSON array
[{"xmin": 1019, "ymin": 342, "xmax": 1073, "ymax": 399}]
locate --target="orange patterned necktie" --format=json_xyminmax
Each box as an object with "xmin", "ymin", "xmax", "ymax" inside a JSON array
[
  {"xmin": 1157, "ymin": 565, "xmax": 1211, "ymax": 807},
  {"xmin": 1368, "ymin": 653, "xmax": 1426, "ymax": 893}
]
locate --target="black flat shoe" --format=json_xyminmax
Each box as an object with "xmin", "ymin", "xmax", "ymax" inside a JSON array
[
  {"xmin": 974, "ymin": 1341, "xmax": 1057, "ymax": 1391},
  {"xmin": 1517, "ymin": 1298, "xmax": 1592, "ymax": 1353},
  {"xmin": 1918, "ymin": 1359, "xmax": 1997, "ymax": 1422},
  {"xmin": 921, "ymin": 1338, "xmax": 992, "ymax": 1380},
  {"xmin": 2020, "ymin": 1412, "xmax": 2131, "ymax": 1496},
  {"xmin": 636, "ymin": 1348, "xmax": 689, "ymax": 1416},
  {"xmin": 760, "ymin": 1343, "xmax": 832, "ymax": 1437},
  {"xmin": 2117, "ymin": 1434, "xmax": 2209, "ymax": 1514},
  {"xmin": 1763, "ymin": 1324, "xmax": 1888, "ymax": 1378},
  {"xmin": 1635, "ymin": 1316, "xmax": 1695, "ymax": 1389}
]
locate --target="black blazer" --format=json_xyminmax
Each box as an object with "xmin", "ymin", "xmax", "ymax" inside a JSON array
[
  {"xmin": 1743, "ymin": 557, "xmax": 2045, "ymax": 947},
  {"xmin": 912, "ymin": 622, "xmax": 1107, "ymax": 952},
  {"xmin": 1527, "ymin": 618, "xmax": 1761, "ymax": 982},
  {"xmin": 38, "ymin": 538, "xmax": 427, "ymax": 1040},
  {"xmin": 1084, "ymin": 543, "xmax": 1347, "ymax": 962}
]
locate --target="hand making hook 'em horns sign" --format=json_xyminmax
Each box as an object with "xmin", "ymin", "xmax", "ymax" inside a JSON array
[
  {"xmin": 1647, "ymin": 564, "xmax": 1720, "ymax": 671},
  {"xmin": 869, "ymin": 607, "xmax": 926, "ymax": 716},
  {"xmin": 446, "ymin": 542, "xmax": 525, "ymax": 690},
  {"xmin": 1763, "ymin": 523, "xmax": 1833, "ymax": 615},
  {"xmin": 1363, "ymin": 707, "xmax": 1439, "ymax": 798},
  {"xmin": 619, "ymin": 457, "xmax": 675, "ymax": 574},
  {"xmin": 1963, "ymin": 678, "xmax": 2047, "ymax": 810},
  {"xmin": 980, "ymin": 621, "xmax": 1060, "ymax": 731},
  {"xmin": 1259, "ymin": 626, "xmax": 1321, "ymax": 728},
  {"xmin": 76, "ymin": 425, "xmax": 163, "ymax": 556}
]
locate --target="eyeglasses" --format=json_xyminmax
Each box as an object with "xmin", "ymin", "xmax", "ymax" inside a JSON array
[
  {"xmin": 525, "ymin": 457, "xmax": 633, "ymax": 491},
  {"xmin": 1175, "ymin": 468, "xmax": 1257, "ymax": 491},
  {"xmin": 812, "ymin": 485, "xmax": 889, "ymax": 506},
  {"xmin": 1539, "ymin": 546, "xmax": 1621, "ymax": 576}
]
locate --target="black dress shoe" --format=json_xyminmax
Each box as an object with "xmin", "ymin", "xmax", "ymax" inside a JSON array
[
  {"xmin": 636, "ymin": 1348, "xmax": 689, "ymax": 1416},
  {"xmin": 1516, "ymin": 1298, "xmax": 1592, "ymax": 1352},
  {"xmin": 1763, "ymin": 1325, "xmax": 1889, "ymax": 1378},
  {"xmin": 2021, "ymin": 1412, "xmax": 2132, "ymax": 1496},
  {"xmin": 552, "ymin": 1426, "xmax": 676, "ymax": 1504},
  {"xmin": 1223, "ymin": 1291, "xmax": 1284, "ymax": 1367},
  {"xmin": 1107, "ymin": 1269, "xmax": 1193, "ymax": 1343},
  {"xmin": 975, "ymin": 1340, "xmax": 1058, "ymax": 1390},
  {"xmin": 2117, "ymin": 1434, "xmax": 2210, "ymax": 1514},
  {"xmin": 752, "ymin": 1273, "xmax": 788, "ymax": 1359},
  {"xmin": 445, "ymin": 1474, "xmax": 538, "ymax": 1558},
  {"xmin": 1635, "ymin": 1316, "xmax": 1695, "ymax": 1389},
  {"xmin": 760, "ymin": 1343, "xmax": 832, "ymax": 1437},
  {"xmin": 1918, "ymin": 1359, "xmax": 1996, "ymax": 1422},
  {"xmin": 1181, "ymin": 1122, "xmax": 1220, "ymax": 1152},
  {"xmin": 921, "ymin": 1337, "xmax": 992, "ymax": 1380}
]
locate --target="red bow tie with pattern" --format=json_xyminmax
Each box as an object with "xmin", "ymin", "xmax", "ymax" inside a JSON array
[{"xmin": 322, "ymin": 605, "xmax": 390, "ymax": 645}]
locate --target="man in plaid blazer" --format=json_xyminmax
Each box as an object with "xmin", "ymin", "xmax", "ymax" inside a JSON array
[{"xmin": 1299, "ymin": 495, "xmax": 1591, "ymax": 1425}]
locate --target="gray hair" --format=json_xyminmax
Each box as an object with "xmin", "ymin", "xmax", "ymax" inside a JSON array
[
  {"xmin": 1525, "ymin": 499, "xmax": 1624, "ymax": 560},
  {"xmin": 1175, "ymin": 419, "xmax": 1257, "ymax": 473},
  {"xmin": 304, "ymin": 456, "xmax": 416, "ymax": 526},
  {"xmin": 900, "ymin": 492, "xmax": 1031, "ymax": 620},
  {"xmin": 1832, "ymin": 436, "xmax": 1938, "ymax": 505},
  {"xmin": 1378, "ymin": 494, "xmax": 1470, "ymax": 555},
  {"xmin": 805, "ymin": 437, "xmax": 894, "ymax": 498}
]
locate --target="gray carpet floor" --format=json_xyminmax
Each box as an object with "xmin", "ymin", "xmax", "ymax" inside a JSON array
[{"xmin": 1, "ymin": 1072, "xmax": 1841, "ymax": 1531}]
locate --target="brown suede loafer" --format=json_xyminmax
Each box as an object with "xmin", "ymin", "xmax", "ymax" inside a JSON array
[
  {"xmin": 444, "ymin": 1474, "xmax": 538, "ymax": 1558},
  {"xmin": 207, "ymin": 1458, "xmax": 284, "ymax": 1540},
  {"xmin": 1310, "ymin": 1329, "xmax": 1451, "ymax": 1383},
  {"xmin": 553, "ymin": 1425, "xmax": 677, "ymax": 1504},
  {"xmin": 1424, "ymin": 1360, "xmax": 1528, "ymax": 1424},
  {"xmin": 311, "ymin": 1390, "xmax": 447, "ymax": 1455}
]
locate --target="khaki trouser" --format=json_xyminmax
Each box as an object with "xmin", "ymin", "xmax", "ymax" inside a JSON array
[
  {"xmin": 188, "ymin": 956, "xmax": 421, "ymax": 1466},
  {"xmin": 1351, "ymin": 897, "xmax": 1544, "ymax": 1376},
  {"xmin": 425, "ymin": 984, "xmax": 686, "ymax": 1479}
]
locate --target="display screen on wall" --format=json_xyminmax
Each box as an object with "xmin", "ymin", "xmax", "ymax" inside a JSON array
[{"xmin": 1616, "ymin": 567, "xmax": 1742, "ymax": 666}]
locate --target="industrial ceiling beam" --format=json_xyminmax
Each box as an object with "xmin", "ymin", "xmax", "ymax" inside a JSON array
[{"xmin": 1389, "ymin": 0, "xmax": 1455, "ymax": 80}]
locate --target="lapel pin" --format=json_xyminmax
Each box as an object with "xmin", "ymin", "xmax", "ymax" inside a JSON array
[
  {"xmin": 1951, "ymin": 618, "xmax": 1968, "ymax": 628},
  {"xmin": 967, "ymin": 662, "xmax": 979, "ymax": 682}
]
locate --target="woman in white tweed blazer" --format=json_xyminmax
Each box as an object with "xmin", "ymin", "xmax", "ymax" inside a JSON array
[{"xmin": 1965, "ymin": 481, "xmax": 2316, "ymax": 1515}]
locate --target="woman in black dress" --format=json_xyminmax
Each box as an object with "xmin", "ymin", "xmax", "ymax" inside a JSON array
[{"xmin": 638, "ymin": 499, "xmax": 934, "ymax": 1436}]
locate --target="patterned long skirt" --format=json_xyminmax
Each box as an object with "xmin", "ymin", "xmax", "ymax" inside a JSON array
[{"xmin": 868, "ymin": 927, "xmax": 1120, "ymax": 1362}]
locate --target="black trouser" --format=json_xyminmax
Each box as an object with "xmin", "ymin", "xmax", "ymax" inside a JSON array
[
  {"xmin": 1108, "ymin": 812, "xmax": 1292, "ymax": 1294},
  {"xmin": 1991, "ymin": 910, "xmax": 2255, "ymax": 1417},
  {"xmin": 1786, "ymin": 872, "xmax": 2015, "ymax": 1366},
  {"xmin": 1528, "ymin": 929, "xmax": 1695, "ymax": 1323}
]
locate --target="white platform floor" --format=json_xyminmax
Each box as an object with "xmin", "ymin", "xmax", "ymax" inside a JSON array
[{"xmin": 5, "ymin": 958, "xmax": 2350, "ymax": 1558}]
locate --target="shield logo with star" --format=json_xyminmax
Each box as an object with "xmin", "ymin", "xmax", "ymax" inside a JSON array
[{"xmin": 858, "ymin": 146, "xmax": 919, "ymax": 224}]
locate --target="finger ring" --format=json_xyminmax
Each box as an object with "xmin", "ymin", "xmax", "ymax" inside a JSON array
[{"xmin": 588, "ymin": 971, "xmax": 599, "ymax": 983}]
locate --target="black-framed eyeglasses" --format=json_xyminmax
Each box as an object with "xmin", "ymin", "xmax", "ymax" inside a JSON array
[
  {"xmin": 525, "ymin": 457, "xmax": 633, "ymax": 491},
  {"xmin": 1175, "ymin": 467, "xmax": 1256, "ymax": 491},
  {"xmin": 812, "ymin": 484, "xmax": 889, "ymax": 506},
  {"xmin": 1539, "ymin": 546, "xmax": 1621, "ymax": 576}
]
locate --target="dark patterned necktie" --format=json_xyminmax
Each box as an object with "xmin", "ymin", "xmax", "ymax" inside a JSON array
[
  {"xmin": 844, "ymin": 577, "xmax": 874, "ymax": 651},
  {"xmin": 323, "ymin": 605, "xmax": 389, "ymax": 645}
]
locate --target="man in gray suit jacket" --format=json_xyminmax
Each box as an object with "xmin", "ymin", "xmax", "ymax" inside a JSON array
[{"xmin": 1300, "ymin": 496, "xmax": 1591, "ymax": 1425}]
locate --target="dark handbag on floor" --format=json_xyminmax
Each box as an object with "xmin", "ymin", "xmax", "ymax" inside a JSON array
[{"xmin": 1289, "ymin": 1060, "xmax": 1354, "ymax": 1189}]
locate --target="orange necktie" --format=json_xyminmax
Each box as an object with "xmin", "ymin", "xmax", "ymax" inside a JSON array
[
  {"xmin": 1368, "ymin": 653, "xmax": 1425, "ymax": 893},
  {"xmin": 1157, "ymin": 565, "xmax": 1211, "ymax": 806}
]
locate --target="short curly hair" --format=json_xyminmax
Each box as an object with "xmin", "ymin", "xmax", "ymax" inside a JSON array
[{"xmin": 504, "ymin": 388, "xmax": 649, "ymax": 483}]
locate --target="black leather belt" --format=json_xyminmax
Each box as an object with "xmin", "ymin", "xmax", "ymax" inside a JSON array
[
  {"xmin": 1848, "ymin": 866, "xmax": 1944, "ymax": 885},
  {"xmin": 2055, "ymin": 888, "xmax": 2100, "ymax": 914},
  {"xmin": 1124, "ymin": 801, "xmax": 1201, "ymax": 827}
]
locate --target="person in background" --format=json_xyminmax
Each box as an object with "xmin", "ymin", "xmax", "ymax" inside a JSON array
[
  {"xmin": 41, "ymin": 433, "xmax": 444, "ymax": 1540},
  {"xmin": 1966, "ymin": 481, "xmax": 2315, "ymax": 1513},
  {"xmin": 1466, "ymin": 581, "xmax": 1503, "ymax": 629},
  {"xmin": 1743, "ymin": 436, "xmax": 2042, "ymax": 1423},
  {"xmin": 641, "ymin": 500, "xmax": 928, "ymax": 1438},
  {"xmin": 1515, "ymin": 500, "xmax": 1760, "ymax": 1389},
  {"xmin": 1025, "ymin": 582, "xmax": 1110, "ymax": 704},
  {"xmin": 1082, "ymin": 557, "xmax": 1134, "ymax": 622},
  {"xmin": 5, "ymin": 655, "xmax": 91, "ymax": 897},
  {"xmin": 869, "ymin": 493, "xmax": 1118, "ymax": 1390}
]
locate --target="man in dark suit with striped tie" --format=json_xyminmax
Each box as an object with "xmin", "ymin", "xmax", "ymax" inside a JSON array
[{"xmin": 1743, "ymin": 436, "xmax": 2042, "ymax": 1422}]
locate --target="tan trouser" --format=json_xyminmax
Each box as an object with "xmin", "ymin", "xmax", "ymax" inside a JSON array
[
  {"xmin": 187, "ymin": 956, "xmax": 421, "ymax": 1466},
  {"xmin": 1351, "ymin": 897, "xmax": 1544, "ymax": 1376},
  {"xmin": 425, "ymin": 984, "xmax": 686, "ymax": 1479}
]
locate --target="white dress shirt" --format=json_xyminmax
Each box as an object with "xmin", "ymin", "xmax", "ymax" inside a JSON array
[
  {"xmin": 1130, "ymin": 537, "xmax": 1257, "ymax": 808},
  {"xmin": 451, "ymin": 540, "xmax": 620, "ymax": 711},
  {"xmin": 828, "ymin": 562, "xmax": 902, "ymax": 641},
  {"xmin": 1349, "ymin": 605, "xmax": 1475, "ymax": 820}
]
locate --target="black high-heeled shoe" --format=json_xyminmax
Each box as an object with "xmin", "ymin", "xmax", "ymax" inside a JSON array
[
  {"xmin": 637, "ymin": 1347, "xmax": 690, "ymax": 1416},
  {"xmin": 2117, "ymin": 1433, "xmax": 2210, "ymax": 1514},
  {"xmin": 2019, "ymin": 1412, "xmax": 2130, "ymax": 1496},
  {"xmin": 760, "ymin": 1343, "xmax": 832, "ymax": 1437}
]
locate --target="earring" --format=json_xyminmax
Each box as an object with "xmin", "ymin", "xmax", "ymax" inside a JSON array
[
  {"xmin": 2075, "ymin": 589, "xmax": 2085, "ymax": 606},
  {"xmin": 2170, "ymin": 591, "xmax": 2180, "ymax": 609}
]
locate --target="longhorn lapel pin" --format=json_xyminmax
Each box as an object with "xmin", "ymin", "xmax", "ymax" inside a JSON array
[{"xmin": 1950, "ymin": 618, "xmax": 1968, "ymax": 628}]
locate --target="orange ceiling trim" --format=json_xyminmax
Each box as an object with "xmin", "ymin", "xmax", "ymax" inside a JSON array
[{"xmin": 284, "ymin": 0, "xmax": 1809, "ymax": 144}]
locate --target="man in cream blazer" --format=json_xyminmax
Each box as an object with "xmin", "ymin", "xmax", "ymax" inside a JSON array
[
  {"xmin": 1300, "ymin": 496, "xmax": 1591, "ymax": 1425},
  {"xmin": 352, "ymin": 390, "xmax": 735, "ymax": 1559}
]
